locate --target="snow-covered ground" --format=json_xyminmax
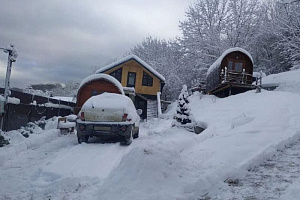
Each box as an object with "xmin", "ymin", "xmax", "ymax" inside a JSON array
[{"xmin": 0, "ymin": 69, "xmax": 300, "ymax": 199}]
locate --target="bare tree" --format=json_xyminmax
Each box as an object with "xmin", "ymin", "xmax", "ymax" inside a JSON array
[{"xmin": 274, "ymin": 1, "xmax": 300, "ymax": 69}]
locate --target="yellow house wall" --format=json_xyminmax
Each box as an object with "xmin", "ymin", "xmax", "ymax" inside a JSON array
[{"xmin": 104, "ymin": 60, "xmax": 161, "ymax": 96}]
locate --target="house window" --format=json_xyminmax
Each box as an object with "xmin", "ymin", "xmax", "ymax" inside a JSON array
[
  {"xmin": 109, "ymin": 68, "xmax": 122, "ymax": 83},
  {"xmin": 142, "ymin": 71, "xmax": 153, "ymax": 86},
  {"xmin": 127, "ymin": 72, "xmax": 136, "ymax": 87}
]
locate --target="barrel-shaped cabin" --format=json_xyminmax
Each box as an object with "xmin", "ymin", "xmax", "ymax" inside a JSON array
[
  {"xmin": 206, "ymin": 47, "xmax": 255, "ymax": 97},
  {"xmin": 75, "ymin": 74, "xmax": 124, "ymax": 114}
]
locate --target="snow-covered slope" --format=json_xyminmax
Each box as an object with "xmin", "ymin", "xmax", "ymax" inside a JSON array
[
  {"xmin": 0, "ymin": 70, "xmax": 300, "ymax": 199},
  {"xmin": 263, "ymin": 69, "xmax": 300, "ymax": 95}
]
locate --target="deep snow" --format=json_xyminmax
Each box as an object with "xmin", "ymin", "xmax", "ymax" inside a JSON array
[{"xmin": 0, "ymin": 69, "xmax": 300, "ymax": 199}]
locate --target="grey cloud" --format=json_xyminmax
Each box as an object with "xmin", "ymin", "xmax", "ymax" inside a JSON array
[{"xmin": 0, "ymin": 0, "xmax": 191, "ymax": 89}]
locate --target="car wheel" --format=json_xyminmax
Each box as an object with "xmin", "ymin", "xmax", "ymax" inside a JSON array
[
  {"xmin": 133, "ymin": 128, "xmax": 139, "ymax": 139},
  {"xmin": 126, "ymin": 132, "xmax": 133, "ymax": 145},
  {"xmin": 121, "ymin": 128, "xmax": 133, "ymax": 146},
  {"xmin": 84, "ymin": 135, "xmax": 89, "ymax": 143},
  {"xmin": 78, "ymin": 135, "xmax": 89, "ymax": 144},
  {"xmin": 78, "ymin": 136, "xmax": 83, "ymax": 144}
]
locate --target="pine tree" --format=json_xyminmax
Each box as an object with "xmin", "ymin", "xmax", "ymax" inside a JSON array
[{"xmin": 175, "ymin": 85, "xmax": 192, "ymax": 125}]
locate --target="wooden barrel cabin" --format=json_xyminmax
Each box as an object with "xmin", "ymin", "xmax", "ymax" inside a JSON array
[
  {"xmin": 75, "ymin": 74, "xmax": 124, "ymax": 114},
  {"xmin": 206, "ymin": 47, "xmax": 255, "ymax": 97}
]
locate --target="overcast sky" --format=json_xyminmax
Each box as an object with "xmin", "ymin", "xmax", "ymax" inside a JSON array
[{"xmin": 0, "ymin": 0, "xmax": 193, "ymax": 88}]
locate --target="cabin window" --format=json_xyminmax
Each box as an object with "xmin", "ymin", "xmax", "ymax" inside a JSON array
[
  {"xmin": 127, "ymin": 72, "xmax": 136, "ymax": 87},
  {"xmin": 235, "ymin": 62, "xmax": 243, "ymax": 72},
  {"xmin": 91, "ymin": 89, "xmax": 98, "ymax": 96},
  {"xmin": 227, "ymin": 59, "xmax": 244, "ymax": 72},
  {"xmin": 228, "ymin": 61, "xmax": 233, "ymax": 71},
  {"xmin": 109, "ymin": 68, "xmax": 122, "ymax": 83},
  {"xmin": 142, "ymin": 71, "xmax": 153, "ymax": 86}
]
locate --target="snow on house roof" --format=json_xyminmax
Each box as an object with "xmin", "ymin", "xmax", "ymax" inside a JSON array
[
  {"xmin": 95, "ymin": 54, "xmax": 166, "ymax": 82},
  {"xmin": 78, "ymin": 74, "xmax": 125, "ymax": 95},
  {"xmin": 206, "ymin": 47, "xmax": 254, "ymax": 76}
]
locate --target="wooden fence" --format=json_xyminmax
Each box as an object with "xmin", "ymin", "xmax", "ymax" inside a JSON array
[{"xmin": 0, "ymin": 88, "xmax": 75, "ymax": 131}]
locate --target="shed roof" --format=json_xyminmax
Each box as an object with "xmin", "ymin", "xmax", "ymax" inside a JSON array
[
  {"xmin": 78, "ymin": 73, "xmax": 125, "ymax": 95},
  {"xmin": 95, "ymin": 54, "xmax": 166, "ymax": 82},
  {"xmin": 206, "ymin": 47, "xmax": 253, "ymax": 76}
]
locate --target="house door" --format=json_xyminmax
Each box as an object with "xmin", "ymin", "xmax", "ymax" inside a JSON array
[{"xmin": 134, "ymin": 95, "xmax": 147, "ymax": 120}]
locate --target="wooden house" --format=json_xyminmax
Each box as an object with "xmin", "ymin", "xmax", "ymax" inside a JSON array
[
  {"xmin": 206, "ymin": 47, "xmax": 255, "ymax": 97},
  {"xmin": 95, "ymin": 55, "xmax": 166, "ymax": 120},
  {"xmin": 75, "ymin": 74, "xmax": 124, "ymax": 114}
]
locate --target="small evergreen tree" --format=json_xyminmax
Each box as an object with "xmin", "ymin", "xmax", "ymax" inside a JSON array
[{"xmin": 175, "ymin": 85, "xmax": 192, "ymax": 125}]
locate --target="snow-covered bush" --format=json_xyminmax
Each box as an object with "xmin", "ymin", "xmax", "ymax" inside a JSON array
[{"xmin": 19, "ymin": 122, "xmax": 43, "ymax": 138}]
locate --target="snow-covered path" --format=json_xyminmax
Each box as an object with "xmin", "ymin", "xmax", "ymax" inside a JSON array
[
  {"xmin": 0, "ymin": 131, "xmax": 77, "ymax": 199},
  {"xmin": 220, "ymin": 139, "xmax": 300, "ymax": 199}
]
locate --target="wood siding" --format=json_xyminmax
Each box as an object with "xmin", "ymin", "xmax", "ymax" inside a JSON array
[
  {"xmin": 220, "ymin": 52, "xmax": 253, "ymax": 76},
  {"xmin": 104, "ymin": 59, "xmax": 161, "ymax": 96},
  {"xmin": 75, "ymin": 80, "xmax": 122, "ymax": 114},
  {"xmin": 206, "ymin": 51, "xmax": 253, "ymax": 93}
]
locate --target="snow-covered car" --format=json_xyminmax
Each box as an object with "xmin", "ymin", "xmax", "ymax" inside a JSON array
[{"xmin": 76, "ymin": 93, "xmax": 142, "ymax": 145}]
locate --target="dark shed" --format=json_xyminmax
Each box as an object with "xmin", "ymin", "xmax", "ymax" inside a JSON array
[{"xmin": 206, "ymin": 47, "xmax": 255, "ymax": 97}]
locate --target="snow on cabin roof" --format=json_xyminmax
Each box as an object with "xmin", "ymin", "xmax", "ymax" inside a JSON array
[
  {"xmin": 78, "ymin": 74, "xmax": 125, "ymax": 95},
  {"xmin": 95, "ymin": 54, "xmax": 166, "ymax": 82},
  {"xmin": 206, "ymin": 47, "xmax": 254, "ymax": 76}
]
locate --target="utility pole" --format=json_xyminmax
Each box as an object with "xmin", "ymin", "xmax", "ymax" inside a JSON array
[{"xmin": 0, "ymin": 44, "xmax": 18, "ymax": 131}]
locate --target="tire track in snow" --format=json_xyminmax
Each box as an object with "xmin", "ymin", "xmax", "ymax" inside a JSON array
[{"xmin": 223, "ymin": 139, "xmax": 300, "ymax": 200}]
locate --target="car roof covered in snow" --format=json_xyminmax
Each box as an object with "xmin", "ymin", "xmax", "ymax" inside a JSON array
[
  {"xmin": 82, "ymin": 93, "xmax": 137, "ymax": 118},
  {"xmin": 95, "ymin": 54, "xmax": 166, "ymax": 82},
  {"xmin": 206, "ymin": 47, "xmax": 254, "ymax": 76},
  {"xmin": 78, "ymin": 73, "xmax": 125, "ymax": 95}
]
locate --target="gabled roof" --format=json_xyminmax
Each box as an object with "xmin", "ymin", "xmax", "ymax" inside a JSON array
[
  {"xmin": 207, "ymin": 47, "xmax": 253, "ymax": 76},
  {"xmin": 95, "ymin": 54, "xmax": 166, "ymax": 82}
]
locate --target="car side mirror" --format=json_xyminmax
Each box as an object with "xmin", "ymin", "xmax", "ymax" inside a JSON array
[{"xmin": 137, "ymin": 109, "xmax": 143, "ymax": 116}]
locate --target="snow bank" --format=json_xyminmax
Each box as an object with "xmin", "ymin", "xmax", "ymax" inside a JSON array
[
  {"xmin": 187, "ymin": 90, "xmax": 300, "ymax": 198},
  {"xmin": 0, "ymin": 118, "xmax": 60, "ymax": 166},
  {"xmin": 262, "ymin": 69, "xmax": 300, "ymax": 95},
  {"xmin": 95, "ymin": 54, "xmax": 166, "ymax": 82}
]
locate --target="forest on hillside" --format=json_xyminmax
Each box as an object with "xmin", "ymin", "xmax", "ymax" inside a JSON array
[{"xmin": 130, "ymin": 0, "xmax": 300, "ymax": 99}]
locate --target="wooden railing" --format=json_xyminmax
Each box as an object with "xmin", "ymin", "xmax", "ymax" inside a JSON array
[{"xmin": 220, "ymin": 67, "xmax": 253, "ymax": 85}]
